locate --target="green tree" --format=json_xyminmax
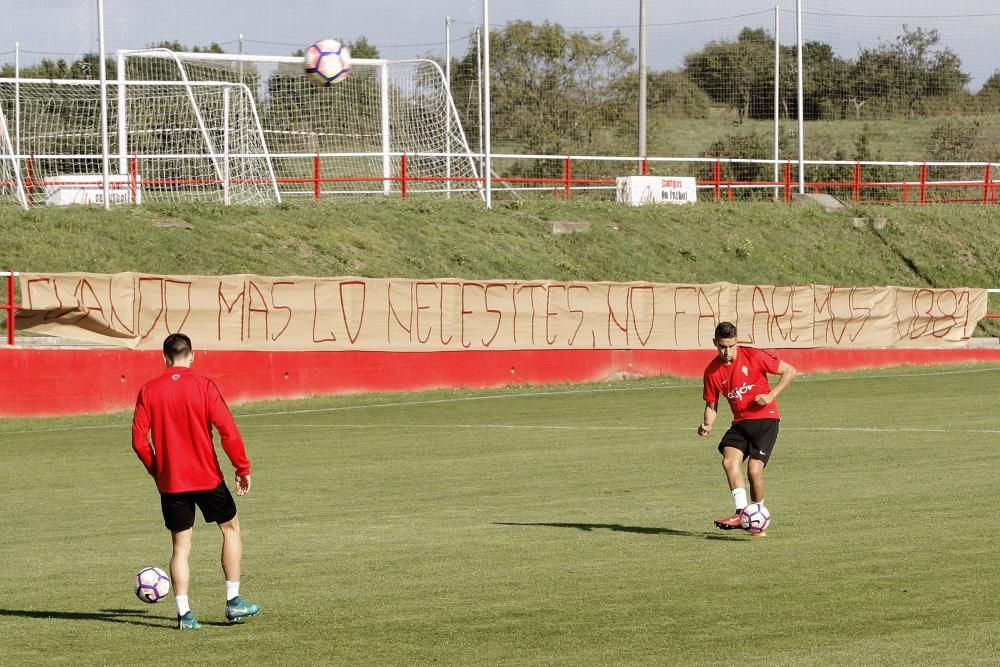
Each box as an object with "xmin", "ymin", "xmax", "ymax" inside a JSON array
[
  {"xmin": 346, "ymin": 37, "xmax": 379, "ymax": 60},
  {"xmin": 637, "ymin": 70, "xmax": 710, "ymax": 118},
  {"xmin": 146, "ymin": 41, "xmax": 225, "ymax": 55},
  {"xmin": 450, "ymin": 20, "xmax": 636, "ymax": 169},
  {"xmin": 854, "ymin": 26, "xmax": 969, "ymax": 118},
  {"xmin": 801, "ymin": 41, "xmax": 852, "ymax": 120},
  {"xmin": 0, "ymin": 53, "xmax": 116, "ymax": 80},
  {"xmin": 684, "ymin": 28, "xmax": 774, "ymax": 123},
  {"xmin": 976, "ymin": 71, "xmax": 1000, "ymax": 113}
]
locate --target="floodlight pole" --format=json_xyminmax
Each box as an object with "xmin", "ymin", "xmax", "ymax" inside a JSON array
[
  {"xmin": 445, "ymin": 17, "xmax": 453, "ymax": 199},
  {"xmin": 482, "ymin": 0, "xmax": 492, "ymax": 209},
  {"xmin": 637, "ymin": 0, "xmax": 647, "ymax": 161},
  {"xmin": 116, "ymin": 50, "xmax": 128, "ymax": 175},
  {"xmin": 773, "ymin": 5, "xmax": 780, "ymax": 200},
  {"xmin": 475, "ymin": 28, "xmax": 484, "ymax": 182},
  {"xmin": 796, "ymin": 0, "xmax": 805, "ymax": 194},
  {"xmin": 98, "ymin": 0, "xmax": 111, "ymax": 209},
  {"xmin": 14, "ymin": 42, "xmax": 20, "ymax": 159}
]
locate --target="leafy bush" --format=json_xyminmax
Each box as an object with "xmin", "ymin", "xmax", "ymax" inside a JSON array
[{"xmin": 702, "ymin": 131, "xmax": 772, "ymax": 199}]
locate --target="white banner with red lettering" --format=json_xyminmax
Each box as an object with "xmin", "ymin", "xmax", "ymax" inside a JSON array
[{"xmin": 15, "ymin": 273, "xmax": 987, "ymax": 350}]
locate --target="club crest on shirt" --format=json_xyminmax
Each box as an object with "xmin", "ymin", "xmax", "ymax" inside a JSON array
[
  {"xmin": 742, "ymin": 365, "xmax": 748, "ymax": 376},
  {"xmin": 171, "ymin": 374, "xmax": 181, "ymax": 381}
]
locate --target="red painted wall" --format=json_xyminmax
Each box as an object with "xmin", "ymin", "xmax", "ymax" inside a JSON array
[{"xmin": 3, "ymin": 346, "xmax": 1000, "ymax": 418}]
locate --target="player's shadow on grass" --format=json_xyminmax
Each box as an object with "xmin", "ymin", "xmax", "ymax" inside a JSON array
[
  {"xmin": 495, "ymin": 521, "xmax": 740, "ymax": 540},
  {"xmin": 0, "ymin": 608, "xmax": 231, "ymax": 629}
]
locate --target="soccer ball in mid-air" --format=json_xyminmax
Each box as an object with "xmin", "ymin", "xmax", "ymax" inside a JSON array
[
  {"xmin": 134, "ymin": 566, "xmax": 170, "ymax": 603},
  {"xmin": 304, "ymin": 38, "xmax": 352, "ymax": 85},
  {"xmin": 739, "ymin": 503, "xmax": 771, "ymax": 531}
]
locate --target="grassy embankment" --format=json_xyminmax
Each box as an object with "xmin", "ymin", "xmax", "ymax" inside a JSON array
[{"xmin": 1, "ymin": 198, "xmax": 999, "ymax": 334}]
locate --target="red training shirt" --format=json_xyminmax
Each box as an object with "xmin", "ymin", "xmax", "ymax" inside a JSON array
[
  {"xmin": 703, "ymin": 346, "xmax": 782, "ymax": 422},
  {"xmin": 132, "ymin": 366, "xmax": 251, "ymax": 494}
]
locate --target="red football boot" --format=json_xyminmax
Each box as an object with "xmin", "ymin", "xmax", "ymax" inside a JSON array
[{"xmin": 713, "ymin": 512, "xmax": 743, "ymax": 530}]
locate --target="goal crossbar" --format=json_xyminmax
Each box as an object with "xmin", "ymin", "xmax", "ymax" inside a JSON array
[{"xmin": 118, "ymin": 48, "xmax": 483, "ymax": 200}]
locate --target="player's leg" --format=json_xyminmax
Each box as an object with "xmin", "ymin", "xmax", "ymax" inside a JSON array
[
  {"xmin": 170, "ymin": 529, "xmax": 201, "ymax": 629},
  {"xmin": 721, "ymin": 445, "xmax": 746, "ymax": 493},
  {"xmin": 747, "ymin": 458, "xmax": 766, "ymax": 503},
  {"xmin": 217, "ymin": 515, "xmax": 260, "ymax": 622},
  {"xmin": 198, "ymin": 482, "xmax": 261, "ymax": 622},
  {"xmin": 745, "ymin": 419, "xmax": 779, "ymax": 537},
  {"xmin": 219, "ymin": 514, "xmax": 242, "ymax": 583},
  {"xmin": 714, "ymin": 426, "xmax": 752, "ymax": 529},
  {"xmin": 169, "ymin": 528, "xmax": 194, "ymax": 596},
  {"xmin": 744, "ymin": 459, "xmax": 769, "ymax": 537},
  {"xmin": 161, "ymin": 493, "xmax": 201, "ymax": 629},
  {"xmin": 746, "ymin": 419, "xmax": 779, "ymax": 504}
]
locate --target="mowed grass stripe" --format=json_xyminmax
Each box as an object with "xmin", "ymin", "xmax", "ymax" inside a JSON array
[{"xmin": 1, "ymin": 365, "xmax": 999, "ymax": 665}]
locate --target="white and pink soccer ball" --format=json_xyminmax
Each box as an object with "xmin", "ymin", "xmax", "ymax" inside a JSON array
[
  {"xmin": 739, "ymin": 503, "xmax": 771, "ymax": 531},
  {"xmin": 134, "ymin": 566, "xmax": 170, "ymax": 603},
  {"xmin": 304, "ymin": 38, "xmax": 352, "ymax": 86}
]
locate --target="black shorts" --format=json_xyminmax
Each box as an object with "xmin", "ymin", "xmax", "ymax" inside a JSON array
[
  {"xmin": 718, "ymin": 419, "xmax": 780, "ymax": 465},
  {"xmin": 160, "ymin": 482, "xmax": 238, "ymax": 532}
]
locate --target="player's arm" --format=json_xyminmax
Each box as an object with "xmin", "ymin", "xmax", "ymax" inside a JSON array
[
  {"xmin": 130, "ymin": 392, "xmax": 156, "ymax": 475},
  {"xmin": 699, "ymin": 400, "xmax": 718, "ymax": 436},
  {"xmin": 206, "ymin": 381, "xmax": 253, "ymax": 495},
  {"xmin": 755, "ymin": 360, "xmax": 798, "ymax": 406}
]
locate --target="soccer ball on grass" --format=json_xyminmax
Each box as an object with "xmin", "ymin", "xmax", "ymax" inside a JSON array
[
  {"xmin": 134, "ymin": 566, "xmax": 170, "ymax": 603},
  {"xmin": 739, "ymin": 503, "xmax": 771, "ymax": 532},
  {"xmin": 304, "ymin": 38, "xmax": 352, "ymax": 86}
]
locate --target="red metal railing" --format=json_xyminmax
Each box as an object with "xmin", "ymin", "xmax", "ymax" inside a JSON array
[
  {"xmin": 8, "ymin": 154, "xmax": 1000, "ymax": 207},
  {"xmin": 563, "ymin": 156, "xmax": 572, "ymax": 201},
  {"xmin": 400, "ymin": 152, "xmax": 409, "ymax": 199},
  {"xmin": 987, "ymin": 289, "xmax": 1000, "ymax": 320},
  {"xmin": 2, "ymin": 270, "xmax": 19, "ymax": 346}
]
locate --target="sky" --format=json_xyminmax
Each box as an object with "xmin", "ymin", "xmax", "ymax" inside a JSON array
[{"xmin": 3, "ymin": 1, "xmax": 999, "ymax": 90}]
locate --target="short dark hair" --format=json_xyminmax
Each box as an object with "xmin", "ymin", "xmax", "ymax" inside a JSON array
[
  {"xmin": 714, "ymin": 321, "xmax": 737, "ymax": 340},
  {"xmin": 163, "ymin": 333, "xmax": 193, "ymax": 362}
]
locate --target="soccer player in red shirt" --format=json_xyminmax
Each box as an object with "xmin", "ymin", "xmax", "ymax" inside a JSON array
[
  {"xmin": 132, "ymin": 333, "xmax": 261, "ymax": 629},
  {"xmin": 698, "ymin": 321, "xmax": 797, "ymax": 537}
]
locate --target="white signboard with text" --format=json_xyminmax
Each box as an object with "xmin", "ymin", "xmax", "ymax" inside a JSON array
[
  {"xmin": 44, "ymin": 174, "xmax": 142, "ymax": 206},
  {"xmin": 615, "ymin": 176, "xmax": 697, "ymax": 206}
]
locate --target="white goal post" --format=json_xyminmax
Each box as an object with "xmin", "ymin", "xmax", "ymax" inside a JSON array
[
  {"xmin": 0, "ymin": 102, "xmax": 28, "ymax": 208},
  {"xmin": 0, "ymin": 49, "xmax": 481, "ymax": 208},
  {"xmin": 117, "ymin": 49, "xmax": 483, "ymax": 200},
  {"xmin": 0, "ymin": 76, "xmax": 281, "ymax": 207}
]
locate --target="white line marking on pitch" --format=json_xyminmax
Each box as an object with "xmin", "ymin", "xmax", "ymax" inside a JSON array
[
  {"xmin": 242, "ymin": 423, "xmax": 1000, "ymax": 435},
  {"xmin": 235, "ymin": 384, "xmax": 693, "ymax": 418},
  {"xmin": 236, "ymin": 365, "xmax": 1000, "ymax": 419},
  {"xmin": 248, "ymin": 423, "xmax": 652, "ymax": 431},
  {"xmin": 4, "ymin": 364, "xmax": 999, "ymax": 435}
]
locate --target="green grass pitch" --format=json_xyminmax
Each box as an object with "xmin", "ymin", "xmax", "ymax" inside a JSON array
[{"xmin": 2, "ymin": 364, "xmax": 1000, "ymax": 665}]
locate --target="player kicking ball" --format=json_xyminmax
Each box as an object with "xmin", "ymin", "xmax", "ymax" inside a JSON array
[
  {"xmin": 132, "ymin": 334, "xmax": 262, "ymax": 629},
  {"xmin": 697, "ymin": 322, "xmax": 797, "ymax": 537}
]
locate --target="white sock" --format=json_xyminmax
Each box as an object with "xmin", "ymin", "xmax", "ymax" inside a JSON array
[
  {"xmin": 175, "ymin": 594, "xmax": 191, "ymax": 617},
  {"xmin": 732, "ymin": 488, "xmax": 748, "ymax": 511},
  {"xmin": 226, "ymin": 580, "xmax": 240, "ymax": 602}
]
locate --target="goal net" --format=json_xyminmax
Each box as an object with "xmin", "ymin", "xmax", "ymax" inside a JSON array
[
  {"xmin": 0, "ymin": 101, "xmax": 27, "ymax": 208},
  {"xmin": 118, "ymin": 49, "xmax": 482, "ymax": 199},
  {"xmin": 0, "ymin": 75, "xmax": 280, "ymax": 207}
]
